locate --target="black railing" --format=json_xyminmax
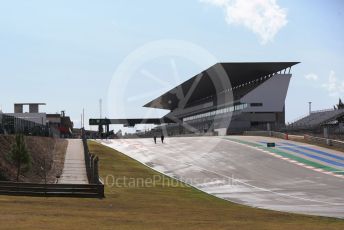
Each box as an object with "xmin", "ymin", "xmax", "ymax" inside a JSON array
[
  {"xmin": 0, "ymin": 181, "xmax": 102, "ymax": 198},
  {"xmin": 81, "ymin": 129, "xmax": 104, "ymax": 189}
]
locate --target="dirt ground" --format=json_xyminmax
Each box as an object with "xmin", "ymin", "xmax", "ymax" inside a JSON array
[{"xmin": 0, "ymin": 135, "xmax": 67, "ymax": 183}]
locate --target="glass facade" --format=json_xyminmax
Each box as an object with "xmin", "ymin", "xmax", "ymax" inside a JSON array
[
  {"xmin": 0, "ymin": 114, "xmax": 48, "ymax": 136},
  {"xmin": 183, "ymin": 103, "xmax": 248, "ymax": 122}
]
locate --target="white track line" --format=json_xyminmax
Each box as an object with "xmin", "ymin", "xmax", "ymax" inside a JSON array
[{"xmin": 225, "ymin": 139, "xmax": 344, "ymax": 179}]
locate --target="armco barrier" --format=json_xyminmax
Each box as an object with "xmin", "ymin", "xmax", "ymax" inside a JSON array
[
  {"xmin": 243, "ymin": 131, "xmax": 287, "ymax": 139},
  {"xmin": 304, "ymin": 135, "xmax": 344, "ymax": 151},
  {"xmin": 242, "ymin": 131, "xmax": 344, "ymax": 152}
]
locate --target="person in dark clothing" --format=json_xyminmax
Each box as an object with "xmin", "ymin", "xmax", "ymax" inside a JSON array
[
  {"xmin": 161, "ymin": 135, "xmax": 165, "ymax": 144},
  {"xmin": 153, "ymin": 135, "xmax": 157, "ymax": 144}
]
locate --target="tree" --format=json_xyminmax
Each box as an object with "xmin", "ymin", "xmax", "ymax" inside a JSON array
[
  {"xmin": 8, "ymin": 134, "xmax": 31, "ymax": 182},
  {"xmin": 337, "ymin": 98, "xmax": 344, "ymax": 110}
]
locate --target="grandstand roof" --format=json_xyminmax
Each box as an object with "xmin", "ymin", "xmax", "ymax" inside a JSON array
[{"xmin": 144, "ymin": 62, "xmax": 299, "ymax": 110}]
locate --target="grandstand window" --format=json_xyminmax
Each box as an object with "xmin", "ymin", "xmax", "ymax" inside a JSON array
[
  {"xmin": 250, "ymin": 103, "xmax": 263, "ymax": 107},
  {"xmin": 182, "ymin": 103, "xmax": 247, "ymax": 122}
]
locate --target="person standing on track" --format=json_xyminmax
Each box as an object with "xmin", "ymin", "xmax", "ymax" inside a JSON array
[
  {"xmin": 153, "ymin": 135, "xmax": 157, "ymax": 144},
  {"xmin": 161, "ymin": 134, "xmax": 165, "ymax": 144}
]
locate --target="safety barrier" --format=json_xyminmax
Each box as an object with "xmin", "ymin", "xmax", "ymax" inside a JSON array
[
  {"xmin": 243, "ymin": 131, "xmax": 287, "ymax": 139},
  {"xmin": 304, "ymin": 135, "xmax": 344, "ymax": 151},
  {"xmin": 242, "ymin": 131, "xmax": 344, "ymax": 152},
  {"xmin": 82, "ymin": 131, "xmax": 102, "ymax": 184},
  {"xmin": 0, "ymin": 181, "xmax": 103, "ymax": 198}
]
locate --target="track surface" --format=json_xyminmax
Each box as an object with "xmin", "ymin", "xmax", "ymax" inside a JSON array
[{"xmin": 98, "ymin": 136, "xmax": 344, "ymax": 218}]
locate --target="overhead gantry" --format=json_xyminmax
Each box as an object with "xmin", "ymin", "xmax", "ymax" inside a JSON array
[{"xmin": 89, "ymin": 118, "xmax": 176, "ymax": 135}]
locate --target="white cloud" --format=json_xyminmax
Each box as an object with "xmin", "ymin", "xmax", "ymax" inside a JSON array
[
  {"xmin": 322, "ymin": 70, "xmax": 344, "ymax": 97},
  {"xmin": 201, "ymin": 0, "xmax": 288, "ymax": 44},
  {"xmin": 304, "ymin": 73, "xmax": 318, "ymax": 81}
]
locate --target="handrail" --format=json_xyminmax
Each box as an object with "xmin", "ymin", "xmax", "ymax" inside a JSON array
[
  {"xmin": 81, "ymin": 128, "xmax": 102, "ymax": 185},
  {"xmin": 0, "ymin": 181, "xmax": 102, "ymax": 198}
]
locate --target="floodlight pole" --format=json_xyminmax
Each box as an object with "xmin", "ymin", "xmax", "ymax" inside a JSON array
[
  {"xmin": 99, "ymin": 99, "xmax": 102, "ymax": 119},
  {"xmin": 308, "ymin": 102, "xmax": 312, "ymax": 115}
]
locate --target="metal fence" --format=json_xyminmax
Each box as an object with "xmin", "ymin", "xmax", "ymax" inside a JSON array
[
  {"xmin": 81, "ymin": 128, "xmax": 104, "ymax": 186},
  {"xmin": 243, "ymin": 131, "xmax": 287, "ymax": 139},
  {"xmin": 304, "ymin": 135, "xmax": 344, "ymax": 150},
  {"xmin": 0, "ymin": 181, "xmax": 103, "ymax": 198}
]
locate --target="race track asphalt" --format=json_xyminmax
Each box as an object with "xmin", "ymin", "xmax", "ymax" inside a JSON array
[{"xmin": 97, "ymin": 136, "xmax": 344, "ymax": 218}]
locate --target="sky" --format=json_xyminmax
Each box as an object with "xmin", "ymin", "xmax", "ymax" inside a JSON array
[{"xmin": 0, "ymin": 0, "xmax": 343, "ymax": 131}]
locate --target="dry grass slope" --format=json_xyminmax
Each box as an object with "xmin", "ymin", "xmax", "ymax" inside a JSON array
[
  {"xmin": 0, "ymin": 135, "xmax": 67, "ymax": 183},
  {"xmin": 0, "ymin": 141, "xmax": 343, "ymax": 229}
]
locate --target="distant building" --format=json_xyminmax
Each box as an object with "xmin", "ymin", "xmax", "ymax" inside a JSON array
[
  {"xmin": 0, "ymin": 103, "xmax": 47, "ymax": 135},
  {"xmin": 47, "ymin": 111, "xmax": 74, "ymax": 138},
  {"xmin": 8, "ymin": 103, "xmax": 46, "ymax": 125},
  {"xmin": 287, "ymin": 98, "xmax": 344, "ymax": 138},
  {"xmin": 0, "ymin": 103, "xmax": 74, "ymax": 137}
]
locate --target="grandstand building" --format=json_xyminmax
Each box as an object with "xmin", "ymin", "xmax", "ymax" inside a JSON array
[
  {"xmin": 287, "ymin": 99, "xmax": 344, "ymax": 138},
  {"xmin": 144, "ymin": 62, "xmax": 299, "ymax": 135},
  {"xmin": 288, "ymin": 109, "xmax": 344, "ymax": 131}
]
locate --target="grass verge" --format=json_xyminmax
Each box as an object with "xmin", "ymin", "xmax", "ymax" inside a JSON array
[{"xmin": 0, "ymin": 141, "xmax": 343, "ymax": 229}]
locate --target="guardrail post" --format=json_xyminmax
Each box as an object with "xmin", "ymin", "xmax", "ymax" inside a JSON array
[
  {"xmin": 326, "ymin": 139, "xmax": 332, "ymax": 146},
  {"xmin": 90, "ymin": 154, "xmax": 95, "ymax": 183},
  {"xmin": 92, "ymin": 156, "xmax": 104, "ymax": 198},
  {"xmin": 82, "ymin": 128, "xmax": 92, "ymax": 183},
  {"xmin": 85, "ymin": 152, "xmax": 90, "ymax": 182},
  {"xmin": 94, "ymin": 157, "xmax": 99, "ymax": 184}
]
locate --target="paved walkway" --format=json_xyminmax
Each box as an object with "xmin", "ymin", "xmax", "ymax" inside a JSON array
[{"xmin": 59, "ymin": 139, "xmax": 88, "ymax": 184}]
